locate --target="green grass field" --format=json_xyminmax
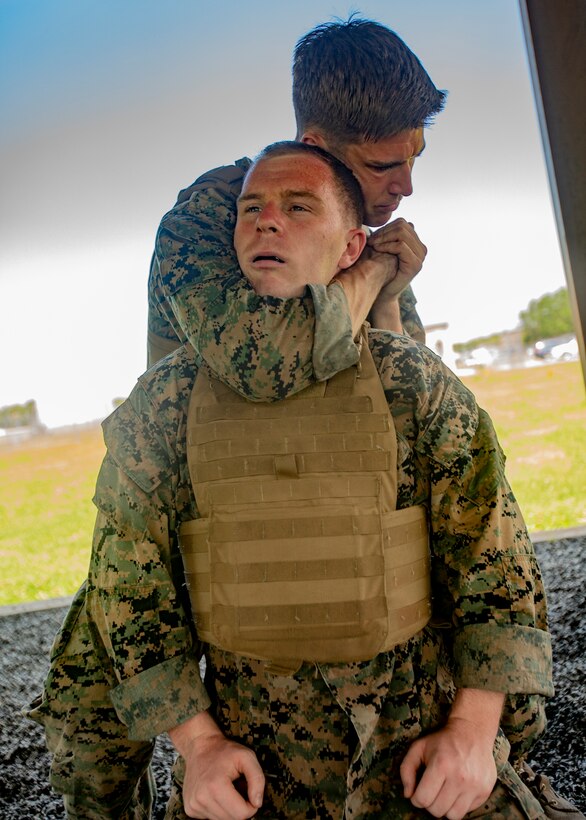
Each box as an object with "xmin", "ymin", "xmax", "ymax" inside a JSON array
[
  {"xmin": 460, "ymin": 361, "xmax": 586, "ymax": 533},
  {"xmin": 0, "ymin": 425, "xmax": 105, "ymax": 605},
  {"xmin": 1, "ymin": 361, "xmax": 585, "ymax": 606}
]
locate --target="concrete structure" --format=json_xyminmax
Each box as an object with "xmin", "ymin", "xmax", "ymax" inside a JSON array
[{"xmin": 520, "ymin": 0, "xmax": 586, "ymax": 388}]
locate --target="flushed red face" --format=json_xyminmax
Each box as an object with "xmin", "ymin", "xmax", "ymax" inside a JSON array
[
  {"xmin": 234, "ymin": 152, "xmax": 365, "ymax": 298},
  {"xmin": 304, "ymin": 128, "xmax": 425, "ymax": 228}
]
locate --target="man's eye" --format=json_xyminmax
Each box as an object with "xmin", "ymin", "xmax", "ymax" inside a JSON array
[
  {"xmin": 290, "ymin": 204, "xmax": 308, "ymax": 212},
  {"xmin": 244, "ymin": 205, "xmax": 261, "ymax": 213}
]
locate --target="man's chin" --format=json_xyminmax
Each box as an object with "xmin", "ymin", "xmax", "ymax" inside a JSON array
[
  {"xmin": 242, "ymin": 269, "xmax": 305, "ymax": 299},
  {"xmin": 365, "ymin": 210, "xmax": 393, "ymax": 228},
  {"xmin": 366, "ymin": 201, "xmax": 401, "ymax": 228}
]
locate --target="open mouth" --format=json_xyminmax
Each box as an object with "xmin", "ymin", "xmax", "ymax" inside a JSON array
[{"xmin": 253, "ymin": 254, "xmax": 285, "ymax": 263}]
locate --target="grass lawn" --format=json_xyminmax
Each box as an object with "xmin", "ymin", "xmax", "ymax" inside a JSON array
[
  {"xmin": 1, "ymin": 361, "xmax": 585, "ymax": 605},
  {"xmin": 0, "ymin": 425, "xmax": 105, "ymax": 605},
  {"xmin": 460, "ymin": 361, "xmax": 586, "ymax": 533}
]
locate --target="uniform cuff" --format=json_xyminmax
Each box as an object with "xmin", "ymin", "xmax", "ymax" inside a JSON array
[
  {"xmin": 110, "ymin": 652, "xmax": 211, "ymax": 741},
  {"xmin": 453, "ymin": 623, "xmax": 554, "ymax": 695},
  {"xmin": 309, "ymin": 282, "xmax": 359, "ymax": 381}
]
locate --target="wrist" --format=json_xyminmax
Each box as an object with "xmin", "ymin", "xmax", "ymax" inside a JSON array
[
  {"xmin": 168, "ymin": 709, "xmax": 223, "ymax": 757},
  {"xmin": 448, "ymin": 689, "xmax": 505, "ymax": 739},
  {"xmin": 353, "ymin": 253, "xmax": 396, "ymax": 288}
]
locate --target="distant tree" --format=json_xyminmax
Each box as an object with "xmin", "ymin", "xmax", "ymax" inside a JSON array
[
  {"xmin": 0, "ymin": 399, "xmax": 40, "ymax": 429},
  {"xmin": 519, "ymin": 288, "xmax": 574, "ymax": 345},
  {"xmin": 112, "ymin": 397, "xmax": 126, "ymax": 409},
  {"xmin": 453, "ymin": 332, "xmax": 503, "ymax": 355}
]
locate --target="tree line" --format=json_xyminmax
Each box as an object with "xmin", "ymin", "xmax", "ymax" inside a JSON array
[{"xmin": 454, "ymin": 287, "xmax": 573, "ymax": 354}]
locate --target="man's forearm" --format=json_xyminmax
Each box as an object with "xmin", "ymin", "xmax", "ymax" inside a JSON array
[
  {"xmin": 336, "ymin": 252, "xmax": 399, "ymax": 338},
  {"xmin": 368, "ymin": 292, "xmax": 403, "ymax": 333}
]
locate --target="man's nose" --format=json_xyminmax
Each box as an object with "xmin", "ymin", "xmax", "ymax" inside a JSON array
[
  {"xmin": 256, "ymin": 203, "xmax": 282, "ymax": 232},
  {"xmin": 388, "ymin": 164, "xmax": 414, "ymax": 198}
]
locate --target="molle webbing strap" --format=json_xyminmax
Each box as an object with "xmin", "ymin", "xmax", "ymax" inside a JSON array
[
  {"xmin": 181, "ymin": 503, "xmax": 429, "ymax": 661},
  {"xmin": 180, "ymin": 334, "xmax": 431, "ymax": 664}
]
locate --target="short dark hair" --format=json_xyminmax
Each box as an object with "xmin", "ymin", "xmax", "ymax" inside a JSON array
[
  {"xmin": 249, "ymin": 141, "xmax": 365, "ymax": 226},
  {"xmin": 292, "ymin": 17, "xmax": 447, "ymax": 144}
]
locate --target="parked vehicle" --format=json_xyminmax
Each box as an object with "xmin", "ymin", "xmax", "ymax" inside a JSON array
[
  {"xmin": 532, "ymin": 333, "xmax": 575, "ymax": 359},
  {"xmin": 549, "ymin": 336, "xmax": 579, "ymax": 361},
  {"xmin": 455, "ymin": 346, "xmax": 495, "ymax": 370}
]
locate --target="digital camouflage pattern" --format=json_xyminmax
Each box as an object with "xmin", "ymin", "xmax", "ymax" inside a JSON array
[
  {"xmin": 27, "ymin": 330, "xmax": 553, "ymax": 818},
  {"xmin": 27, "ymin": 585, "xmax": 156, "ymax": 819},
  {"xmin": 146, "ymin": 160, "xmax": 425, "ymax": 393}
]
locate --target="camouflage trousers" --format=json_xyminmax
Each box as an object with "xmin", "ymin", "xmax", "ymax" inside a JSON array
[
  {"xmin": 25, "ymin": 586, "xmax": 155, "ymax": 819},
  {"xmin": 26, "ymin": 588, "xmax": 547, "ymax": 819}
]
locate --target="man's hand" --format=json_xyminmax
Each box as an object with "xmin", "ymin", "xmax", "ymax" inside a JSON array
[
  {"xmin": 367, "ymin": 219, "xmax": 426, "ymax": 332},
  {"xmin": 169, "ymin": 710, "xmax": 265, "ymax": 820},
  {"xmin": 400, "ymin": 689, "xmax": 504, "ymax": 820},
  {"xmin": 334, "ymin": 220, "xmax": 426, "ymax": 336},
  {"xmin": 368, "ymin": 218, "xmax": 427, "ymax": 291}
]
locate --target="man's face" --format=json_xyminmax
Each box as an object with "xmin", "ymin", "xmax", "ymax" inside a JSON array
[
  {"xmin": 234, "ymin": 153, "xmax": 364, "ymax": 298},
  {"xmin": 304, "ymin": 128, "xmax": 425, "ymax": 228}
]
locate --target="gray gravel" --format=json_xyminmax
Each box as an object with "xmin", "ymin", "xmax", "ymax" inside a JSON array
[{"xmin": 1, "ymin": 536, "xmax": 584, "ymax": 818}]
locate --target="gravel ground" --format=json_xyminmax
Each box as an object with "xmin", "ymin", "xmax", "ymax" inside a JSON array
[{"xmin": 1, "ymin": 536, "xmax": 584, "ymax": 818}]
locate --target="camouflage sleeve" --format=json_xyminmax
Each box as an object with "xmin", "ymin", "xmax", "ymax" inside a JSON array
[
  {"xmin": 148, "ymin": 164, "xmax": 358, "ymax": 399},
  {"xmin": 415, "ymin": 377, "xmax": 553, "ymax": 696},
  {"xmin": 85, "ymin": 380, "xmax": 210, "ymax": 742},
  {"xmin": 372, "ymin": 332, "xmax": 551, "ymax": 695}
]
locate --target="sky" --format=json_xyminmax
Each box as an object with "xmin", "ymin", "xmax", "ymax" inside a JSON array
[{"xmin": 0, "ymin": 0, "xmax": 567, "ymax": 429}]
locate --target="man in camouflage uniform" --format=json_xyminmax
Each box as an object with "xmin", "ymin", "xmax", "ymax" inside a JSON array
[
  {"xmin": 144, "ymin": 19, "xmax": 551, "ymax": 797},
  {"xmin": 28, "ymin": 143, "xmax": 555, "ymax": 819},
  {"xmin": 146, "ymin": 18, "xmax": 442, "ymax": 382}
]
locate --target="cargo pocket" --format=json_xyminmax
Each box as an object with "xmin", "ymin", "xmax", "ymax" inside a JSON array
[{"xmin": 24, "ymin": 582, "xmax": 88, "ymax": 727}]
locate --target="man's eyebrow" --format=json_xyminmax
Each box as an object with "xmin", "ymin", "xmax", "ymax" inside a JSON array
[
  {"xmin": 238, "ymin": 189, "xmax": 322, "ymax": 203},
  {"xmin": 237, "ymin": 192, "xmax": 263, "ymax": 204},
  {"xmin": 367, "ymin": 142, "xmax": 426, "ymax": 169}
]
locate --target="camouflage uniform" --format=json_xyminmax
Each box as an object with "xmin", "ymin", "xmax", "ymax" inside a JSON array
[
  {"xmin": 146, "ymin": 160, "xmax": 425, "ymax": 387},
  {"xmin": 146, "ymin": 160, "xmax": 546, "ymax": 769},
  {"xmin": 27, "ymin": 331, "xmax": 553, "ymax": 819}
]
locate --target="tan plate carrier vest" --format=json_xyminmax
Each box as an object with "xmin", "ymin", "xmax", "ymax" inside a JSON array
[{"xmin": 179, "ymin": 333, "xmax": 431, "ymax": 666}]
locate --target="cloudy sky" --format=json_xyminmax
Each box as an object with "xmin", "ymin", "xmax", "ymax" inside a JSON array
[{"xmin": 0, "ymin": 0, "xmax": 566, "ymax": 428}]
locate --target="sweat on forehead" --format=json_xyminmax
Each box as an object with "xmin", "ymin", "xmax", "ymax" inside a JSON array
[{"xmin": 244, "ymin": 141, "xmax": 365, "ymax": 225}]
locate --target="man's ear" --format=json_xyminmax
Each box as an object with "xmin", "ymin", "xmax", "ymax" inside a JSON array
[
  {"xmin": 300, "ymin": 130, "xmax": 328, "ymax": 150},
  {"xmin": 338, "ymin": 229, "xmax": 367, "ymax": 271}
]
